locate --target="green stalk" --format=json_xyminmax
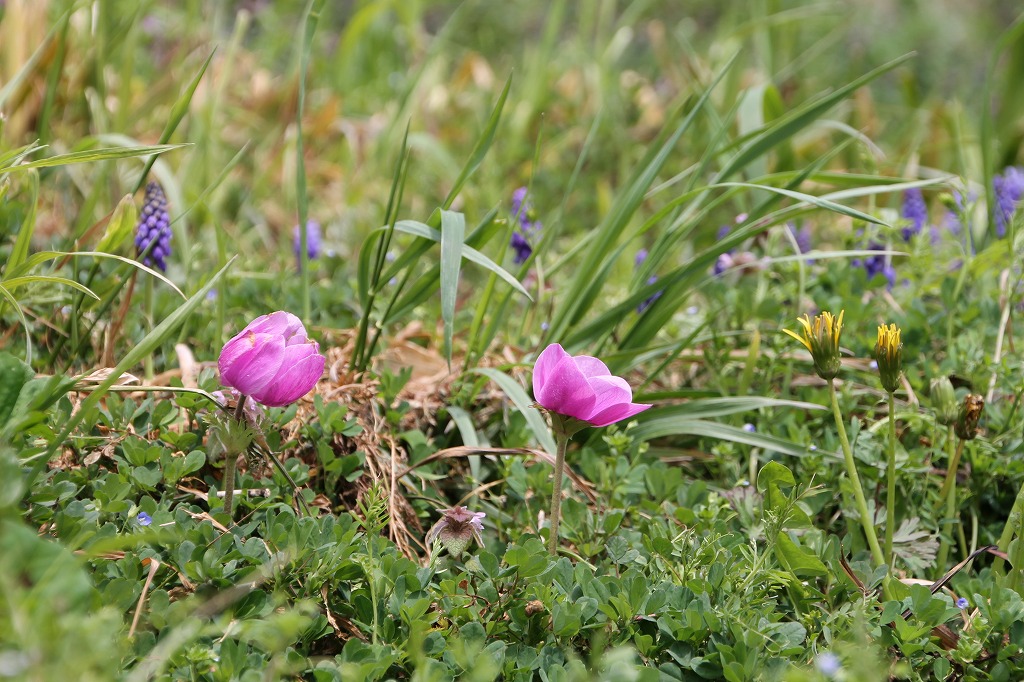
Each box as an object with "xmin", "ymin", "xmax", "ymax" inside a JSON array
[
  {"xmin": 143, "ymin": 275, "xmax": 155, "ymax": 380},
  {"xmin": 935, "ymin": 428, "xmax": 963, "ymax": 572},
  {"xmin": 221, "ymin": 396, "xmax": 248, "ymax": 521},
  {"xmin": 547, "ymin": 428, "xmax": 569, "ymax": 555},
  {"xmin": 830, "ymin": 381, "xmax": 885, "ymax": 567},
  {"xmin": 884, "ymin": 390, "xmax": 896, "ymax": 567},
  {"xmin": 995, "ymin": 475, "xmax": 1024, "ymax": 574}
]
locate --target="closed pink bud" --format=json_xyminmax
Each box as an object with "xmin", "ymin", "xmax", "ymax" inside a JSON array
[
  {"xmin": 532, "ymin": 343, "xmax": 651, "ymax": 427},
  {"xmin": 218, "ymin": 311, "xmax": 325, "ymax": 407}
]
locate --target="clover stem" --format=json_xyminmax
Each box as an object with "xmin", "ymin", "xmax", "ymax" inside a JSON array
[
  {"xmin": 547, "ymin": 429, "xmax": 569, "ymax": 555},
  {"xmin": 884, "ymin": 390, "xmax": 896, "ymax": 567},
  {"xmin": 830, "ymin": 381, "xmax": 885, "ymax": 567}
]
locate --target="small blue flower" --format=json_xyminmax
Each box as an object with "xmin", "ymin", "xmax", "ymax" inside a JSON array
[
  {"xmin": 510, "ymin": 187, "xmax": 541, "ymax": 264},
  {"xmin": 293, "ymin": 220, "xmax": 322, "ymax": 269},
  {"xmin": 901, "ymin": 188, "xmax": 928, "ymax": 241},
  {"xmin": 633, "ymin": 249, "xmax": 662, "ymax": 313},
  {"xmin": 815, "ymin": 652, "xmax": 841, "ymax": 677},
  {"xmin": 136, "ymin": 512, "xmax": 153, "ymax": 527},
  {"xmin": 742, "ymin": 423, "xmax": 756, "ymax": 433},
  {"xmin": 994, "ymin": 166, "xmax": 1024, "ymax": 238},
  {"xmin": 956, "ymin": 597, "xmax": 969, "ymax": 609}
]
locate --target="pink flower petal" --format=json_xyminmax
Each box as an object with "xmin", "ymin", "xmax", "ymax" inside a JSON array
[
  {"xmin": 586, "ymin": 401, "xmax": 652, "ymax": 427},
  {"xmin": 252, "ymin": 342, "xmax": 325, "ymax": 407},
  {"xmin": 243, "ymin": 311, "xmax": 306, "ymax": 342},
  {"xmin": 535, "ymin": 354, "xmax": 597, "ymax": 420},
  {"xmin": 584, "ymin": 375, "xmax": 633, "ymax": 420},
  {"xmin": 218, "ymin": 332, "xmax": 285, "ymax": 396},
  {"xmin": 573, "ymin": 355, "xmax": 611, "ymax": 379},
  {"xmin": 533, "ymin": 344, "xmax": 569, "ymax": 398}
]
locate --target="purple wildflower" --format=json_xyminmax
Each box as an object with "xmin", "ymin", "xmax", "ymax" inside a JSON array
[
  {"xmin": 134, "ymin": 182, "xmax": 172, "ymax": 271},
  {"xmin": 794, "ymin": 224, "xmax": 813, "ymax": 255},
  {"xmin": 742, "ymin": 423, "xmax": 756, "ymax": 433},
  {"xmin": 956, "ymin": 597, "xmax": 969, "ymax": 609},
  {"xmin": 136, "ymin": 512, "xmax": 153, "ymax": 526},
  {"xmin": 510, "ymin": 187, "xmax": 541, "ymax": 264},
  {"xmin": 901, "ymin": 188, "xmax": 928, "ymax": 241},
  {"xmin": 993, "ymin": 167, "xmax": 1024, "ymax": 238},
  {"xmin": 852, "ymin": 241, "xmax": 895, "ymax": 290},
  {"xmin": 293, "ymin": 220, "xmax": 322, "ymax": 269},
  {"xmin": 425, "ymin": 506, "xmax": 486, "ymax": 558}
]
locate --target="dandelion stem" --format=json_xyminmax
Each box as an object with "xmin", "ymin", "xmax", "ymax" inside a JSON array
[
  {"xmin": 547, "ymin": 429, "xmax": 569, "ymax": 555},
  {"xmin": 830, "ymin": 381, "xmax": 885, "ymax": 567},
  {"xmin": 884, "ymin": 390, "xmax": 896, "ymax": 567},
  {"xmin": 936, "ymin": 431, "xmax": 965, "ymax": 572}
]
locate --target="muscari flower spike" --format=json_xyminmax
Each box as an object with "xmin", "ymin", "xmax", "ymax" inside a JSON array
[
  {"xmin": 510, "ymin": 187, "xmax": 541, "ymax": 265},
  {"xmin": 873, "ymin": 323, "xmax": 903, "ymax": 393},
  {"xmin": 134, "ymin": 182, "xmax": 172, "ymax": 271},
  {"xmin": 784, "ymin": 310, "xmax": 845, "ymax": 381},
  {"xmin": 901, "ymin": 188, "xmax": 928, "ymax": 241},
  {"xmin": 994, "ymin": 166, "xmax": 1024, "ymax": 238}
]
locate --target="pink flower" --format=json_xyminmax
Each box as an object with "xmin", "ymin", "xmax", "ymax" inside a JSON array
[
  {"xmin": 218, "ymin": 311, "xmax": 325, "ymax": 407},
  {"xmin": 532, "ymin": 343, "xmax": 652, "ymax": 427}
]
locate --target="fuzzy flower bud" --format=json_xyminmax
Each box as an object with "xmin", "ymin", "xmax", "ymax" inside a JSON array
[
  {"xmin": 954, "ymin": 394, "xmax": 984, "ymax": 441},
  {"xmin": 783, "ymin": 310, "xmax": 845, "ymax": 381},
  {"xmin": 134, "ymin": 182, "xmax": 172, "ymax": 271},
  {"xmin": 425, "ymin": 506, "xmax": 485, "ymax": 558},
  {"xmin": 873, "ymin": 323, "xmax": 903, "ymax": 393},
  {"xmin": 929, "ymin": 377, "xmax": 959, "ymax": 426}
]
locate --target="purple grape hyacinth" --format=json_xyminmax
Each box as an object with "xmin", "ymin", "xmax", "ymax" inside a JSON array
[
  {"xmin": 134, "ymin": 182, "xmax": 171, "ymax": 271},
  {"xmin": 901, "ymin": 188, "xmax": 928, "ymax": 241},
  {"xmin": 293, "ymin": 220, "xmax": 322, "ymax": 270},
  {"xmin": 510, "ymin": 187, "xmax": 541, "ymax": 264},
  {"xmin": 993, "ymin": 166, "xmax": 1024, "ymax": 238},
  {"xmin": 852, "ymin": 241, "xmax": 896, "ymax": 290}
]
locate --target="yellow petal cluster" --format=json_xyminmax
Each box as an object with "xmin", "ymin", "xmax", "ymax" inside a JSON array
[{"xmin": 784, "ymin": 310, "xmax": 845, "ymax": 380}]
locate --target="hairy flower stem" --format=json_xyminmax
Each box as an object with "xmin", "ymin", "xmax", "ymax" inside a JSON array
[
  {"xmin": 547, "ymin": 430, "xmax": 569, "ymax": 555},
  {"xmin": 935, "ymin": 431, "xmax": 965, "ymax": 572},
  {"xmin": 221, "ymin": 396, "xmax": 248, "ymax": 520},
  {"xmin": 884, "ymin": 391, "xmax": 896, "ymax": 567},
  {"xmin": 830, "ymin": 381, "xmax": 885, "ymax": 567}
]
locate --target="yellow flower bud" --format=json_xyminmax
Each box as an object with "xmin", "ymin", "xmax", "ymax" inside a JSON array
[
  {"xmin": 784, "ymin": 310, "xmax": 845, "ymax": 380},
  {"xmin": 873, "ymin": 323, "xmax": 903, "ymax": 393}
]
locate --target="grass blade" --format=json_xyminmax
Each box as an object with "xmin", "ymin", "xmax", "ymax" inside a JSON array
[{"xmin": 439, "ymin": 210, "xmax": 466, "ymax": 368}]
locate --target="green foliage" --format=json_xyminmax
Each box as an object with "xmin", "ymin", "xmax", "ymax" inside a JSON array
[{"xmin": 3, "ymin": 0, "xmax": 1024, "ymax": 679}]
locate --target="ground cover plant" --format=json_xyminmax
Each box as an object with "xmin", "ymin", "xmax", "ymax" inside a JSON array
[{"xmin": 4, "ymin": 0, "xmax": 1024, "ymax": 680}]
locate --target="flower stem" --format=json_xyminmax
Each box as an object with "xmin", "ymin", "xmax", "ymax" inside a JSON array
[
  {"xmin": 222, "ymin": 396, "xmax": 248, "ymax": 521},
  {"xmin": 547, "ymin": 431, "xmax": 569, "ymax": 555},
  {"xmin": 143, "ymin": 274, "xmax": 155, "ymax": 381},
  {"xmin": 884, "ymin": 390, "xmax": 896, "ymax": 567},
  {"xmin": 830, "ymin": 381, "xmax": 885, "ymax": 567},
  {"xmin": 935, "ymin": 430, "xmax": 965, "ymax": 572}
]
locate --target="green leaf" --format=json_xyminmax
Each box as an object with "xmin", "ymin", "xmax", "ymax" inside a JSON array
[
  {"xmin": 775, "ymin": 532, "xmax": 828, "ymax": 577},
  {"xmin": 6, "ymin": 168, "xmax": 38, "ymax": 275},
  {"xmin": 442, "ymin": 73, "xmax": 513, "ymax": 209},
  {"xmin": 0, "ymin": 353, "xmax": 34, "ymax": 432},
  {"xmin": 4, "ymin": 144, "xmax": 188, "ymax": 174},
  {"xmin": 439, "ymin": 210, "xmax": 466, "ymax": 368},
  {"xmin": 468, "ymin": 367, "xmax": 556, "ymax": 454},
  {"xmin": 96, "ymin": 194, "xmax": 139, "ymax": 254},
  {"xmin": 385, "ymin": 220, "xmax": 530, "ymax": 300}
]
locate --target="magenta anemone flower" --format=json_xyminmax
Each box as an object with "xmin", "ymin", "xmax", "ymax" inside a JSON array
[
  {"xmin": 218, "ymin": 311, "xmax": 325, "ymax": 407},
  {"xmin": 532, "ymin": 343, "xmax": 652, "ymax": 427}
]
